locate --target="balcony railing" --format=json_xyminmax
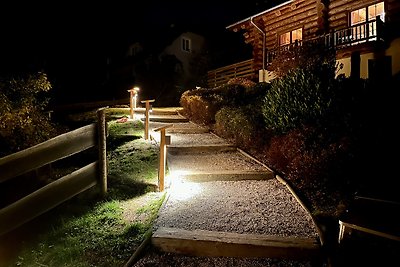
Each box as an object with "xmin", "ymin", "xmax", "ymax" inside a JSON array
[
  {"xmin": 267, "ymin": 17, "xmax": 385, "ymax": 64},
  {"xmin": 206, "ymin": 18, "xmax": 385, "ymax": 86},
  {"xmin": 207, "ymin": 59, "xmax": 255, "ymax": 88}
]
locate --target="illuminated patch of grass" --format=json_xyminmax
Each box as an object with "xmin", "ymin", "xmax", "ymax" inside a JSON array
[
  {"xmin": 8, "ymin": 116, "xmax": 163, "ymax": 267},
  {"xmin": 107, "ymin": 119, "xmax": 144, "ymax": 137},
  {"xmin": 13, "ymin": 199, "xmax": 166, "ymax": 267}
]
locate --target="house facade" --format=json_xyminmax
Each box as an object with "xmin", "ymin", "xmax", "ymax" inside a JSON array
[
  {"xmin": 160, "ymin": 31, "xmax": 207, "ymax": 88},
  {"xmin": 225, "ymin": 0, "xmax": 400, "ymax": 82}
]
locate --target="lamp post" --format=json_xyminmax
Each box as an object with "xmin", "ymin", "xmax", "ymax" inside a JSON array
[
  {"xmin": 140, "ymin": 99, "xmax": 155, "ymax": 140},
  {"xmin": 127, "ymin": 87, "xmax": 140, "ymax": 119},
  {"xmin": 153, "ymin": 124, "xmax": 173, "ymax": 191}
]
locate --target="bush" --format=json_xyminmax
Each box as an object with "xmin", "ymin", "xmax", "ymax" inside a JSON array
[
  {"xmin": 180, "ymin": 81, "xmax": 270, "ymax": 125},
  {"xmin": 214, "ymin": 105, "xmax": 269, "ymax": 151},
  {"xmin": 0, "ymin": 72, "xmax": 57, "ymax": 156},
  {"xmin": 179, "ymin": 90, "xmax": 223, "ymax": 125},
  {"xmin": 265, "ymin": 126, "xmax": 355, "ymax": 213},
  {"xmin": 262, "ymin": 65, "xmax": 336, "ymax": 134}
]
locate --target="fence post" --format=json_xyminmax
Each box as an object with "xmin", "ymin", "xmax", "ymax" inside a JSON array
[
  {"xmin": 140, "ymin": 99, "xmax": 155, "ymax": 140},
  {"xmin": 153, "ymin": 124, "xmax": 173, "ymax": 192},
  {"xmin": 97, "ymin": 107, "xmax": 108, "ymax": 196}
]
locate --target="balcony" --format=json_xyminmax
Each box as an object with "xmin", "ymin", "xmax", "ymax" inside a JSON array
[
  {"xmin": 207, "ymin": 18, "xmax": 385, "ymax": 87},
  {"xmin": 267, "ymin": 18, "xmax": 385, "ymax": 64}
]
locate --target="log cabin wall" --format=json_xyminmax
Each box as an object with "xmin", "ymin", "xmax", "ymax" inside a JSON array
[
  {"xmin": 229, "ymin": 0, "xmax": 400, "ymax": 78},
  {"xmin": 231, "ymin": 0, "xmax": 326, "ymax": 71},
  {"xmin": 329, "ymin": 0, "xmax": 400, "ymax": 32},
  {"xmin": 329, "ymin": 0, "xmax": 400, "ymax": 77}
]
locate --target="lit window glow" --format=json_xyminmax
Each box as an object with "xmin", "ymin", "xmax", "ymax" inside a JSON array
[{"xmin": 279, "ymin": 28, "xmax": 302, "ymax": 46}]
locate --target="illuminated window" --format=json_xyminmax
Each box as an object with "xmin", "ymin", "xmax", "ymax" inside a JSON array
[
  {"xmin": 350, "ymin": 2, "xmax": 384, "ymax": 39},
  {"xmin": 279, "ymin": 28, "xmax": 302, "ymax": 46},
  {"xmin": 182, "ymin": 38, "xmax": 191, "ymax": 52}
]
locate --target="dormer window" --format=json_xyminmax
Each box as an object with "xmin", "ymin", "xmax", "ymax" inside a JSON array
[
  {"xmin": 279, "ymin": 28, "xmax": 302, "ymax": 46},
  {"xmin": 182, "ymin": 38, "xmax": 191, "ymax": 52}
]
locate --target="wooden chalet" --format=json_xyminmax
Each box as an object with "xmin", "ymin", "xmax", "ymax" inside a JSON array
[{"xmin": 207, "ymin": 0, "xmax": 400, "ymax": 87}]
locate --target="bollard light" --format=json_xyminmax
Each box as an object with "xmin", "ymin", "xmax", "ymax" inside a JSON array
[{"xmin": 128, "ymin": 87, "xmax": 140, "ymax": 119}]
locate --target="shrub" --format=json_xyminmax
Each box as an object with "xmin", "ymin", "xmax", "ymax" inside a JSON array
[
  {"xmin": 179, "ymin": 89, "xmax": 223, "ymax": 125},
  {"xmin": 214, "ymin": 105, "xmax": 269, "ymax": 150},
  {"xmin": 262, "ymin": 65, "xmax": 336, "ymax": 134},
  {"xmin": 0, "ymin": 72, "xmax": 57, "ymax": 156},
  {"xmin": 180, "ymin": 82, "xmax": 270, "ymax": 125},
  {"xmin": 265, "ymin": 126, "xmax": 355, "ymax": 212},
  {"xmin": 269, "ymin": 41, "xmax": 337, "ymax": 78},
  {"xmin": 226, "ymin": 77, "xmax": 256, "ymax": 88}
]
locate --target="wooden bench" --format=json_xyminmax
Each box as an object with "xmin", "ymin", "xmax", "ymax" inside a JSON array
[{"xmin": 338, "ymin": 196, "xmax": 400, "ymax": 243}]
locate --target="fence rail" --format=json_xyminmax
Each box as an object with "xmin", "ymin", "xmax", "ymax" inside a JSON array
[
  {"xmin": 0, "ymin": 108, "xmax": 107, "ymax": 235},
  {"xmin": 207, "ymin": 59, "xmax": 255, "ymax": 88}
]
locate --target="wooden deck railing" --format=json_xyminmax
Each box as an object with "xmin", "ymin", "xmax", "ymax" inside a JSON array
[
  {"xmin": 207, "ymin": 18, "xmax": 384, "ymax": 86},
  {"xmin": 267, "ymin": 17, "xmax": 385, "ymax": 64},
  {"xmin": 207, "ymin": 59, "xmax": 255, "ymax": 88},
  {"xmin": 0, "ymin": 108, "xmax": 108, "ymax": 236}
]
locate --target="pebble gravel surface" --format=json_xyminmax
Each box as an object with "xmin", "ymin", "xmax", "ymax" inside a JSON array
[
  {"xmin": 133, "ymin": 248, "xmax": 315, "ymax": 267},
  {"xmin": 132, "ymin": 118, "xmax": 321, "ymax": 267},
  {"xmin": 155, "ymin": 179, "xmax": 318, "ymax": 238},
  {"xmin": 167, "ymin": 151, "xmax": 269, "ymax": 172},
  {"xmin": 169, "ymin": 133, "xmax": 230, "ymax": 146}
]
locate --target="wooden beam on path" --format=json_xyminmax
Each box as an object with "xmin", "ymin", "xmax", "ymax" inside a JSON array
[
  {"xmin": 170, "ymin": 170, "xmax": 275, "ymax": 182},
  {"xmin": 167, "ymin": 144, "xmax": 237, "ymax": 155},
  {"xmin": 152, "ymin": 227, "xmax": 321, "ymax": 261}
]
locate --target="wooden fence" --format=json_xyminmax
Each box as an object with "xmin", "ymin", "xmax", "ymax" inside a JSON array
[
  {"xmin": 207, "ymin": 59, "xmax": 255, "ymax": 88},
  {"xmin": 0, "ymin": 108, "xmax": 107, "ymax": 236}
]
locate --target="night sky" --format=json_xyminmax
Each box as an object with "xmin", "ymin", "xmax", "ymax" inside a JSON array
[
  {"xmin": 0, "ymin": 1, "xmax": 266, "ymax": 54},
  {"xmin": 0, "ymin": 0, "xmax": 282, "ymax": 101}
]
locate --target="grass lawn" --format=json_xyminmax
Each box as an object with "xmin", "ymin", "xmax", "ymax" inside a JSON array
[{"xmin": 0, "ymin": 108, "xmax": 165, "ymax": 267}]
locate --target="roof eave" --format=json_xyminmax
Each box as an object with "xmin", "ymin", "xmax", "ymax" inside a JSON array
[{"xmin": 225, "ymin": 0, "xmax": 294, "ymax": 30}]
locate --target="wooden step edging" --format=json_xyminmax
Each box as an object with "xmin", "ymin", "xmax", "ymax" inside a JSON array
[
  {"xmin": 168, "ymin": 170, "xmax": 275, "ymax": 182},
  {"xmin": 276, "ymin": 175, "xmax": 325, "ymax": 247},
  {"xmin": 152, "ymin": 227, "xmax": 321, "ymax": 261},
  {"xmin": 166, "ymin": 127, "xmax": 209, "ymax": 134},
  {"xmin": 234, "ymin": 145, "xmax": 325, "ymax": 246},
  {"xmin": 167, "ymin": 144, "xmax": 237, "ymax": 154}
]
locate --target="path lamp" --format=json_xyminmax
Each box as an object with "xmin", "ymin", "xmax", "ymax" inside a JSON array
[
  {"xmin": 140, "ymin": 99, "xmax": 155, "ymax": 140},
  {"xmin": 153, "ymin": 124, "xmax": 173, "ymax": 192},
  {"xmin": 127, "ymin": 87, "xmax": 140, "ymax": 119}
]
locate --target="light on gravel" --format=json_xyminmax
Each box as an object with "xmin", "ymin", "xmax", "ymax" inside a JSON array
[{"xmin": 169, "ymin": 170, "xmax": 202, "ymax": 201}]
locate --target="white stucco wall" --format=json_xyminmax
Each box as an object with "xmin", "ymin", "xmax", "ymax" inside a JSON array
[
  {"xmin": 336, "ymin": 37, "xmax": 400, "ymax": 79},
  {"xmin": 386, "ymin": 37, "xmax": 400, "ymax": 76},
  {"xmin": 336, "ymin": 57, "xmax": 351, "ymax": 78}
]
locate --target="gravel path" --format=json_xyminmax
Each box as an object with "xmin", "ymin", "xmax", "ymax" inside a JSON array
[
  {"xmin": 133, "ymin": 248, "xmax": 315, "ymax": 267},
  {"xmin": 167, "ymin": 151, "xmax": 268, "ymax": 172},
  {"xmin": 155, "ymin": 179, "xmax": 318, "ymax": 238},
  {"xmin": 133, "ymin": 118, "xmax": 321, "ymax": 266},
  {"xmin": 169, "ymin": 133, "xmax": 230, "ymax": 146}
]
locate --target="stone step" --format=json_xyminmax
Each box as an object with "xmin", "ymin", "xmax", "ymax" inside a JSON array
[{"xmin": 152, "ymin": 227, "xmax": 321, "ymax": 261}]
